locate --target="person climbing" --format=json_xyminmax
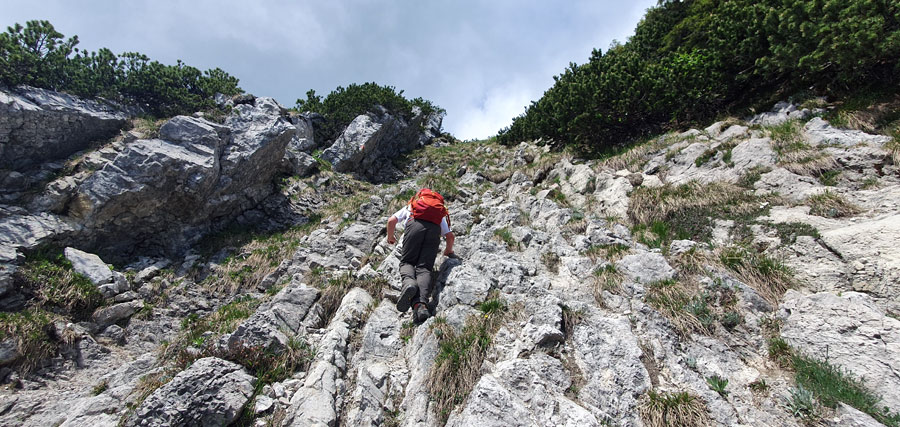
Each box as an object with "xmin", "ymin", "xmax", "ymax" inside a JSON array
[{"xmin": 386, "ymin": 188, "xmax": 455, "ymax": 323}]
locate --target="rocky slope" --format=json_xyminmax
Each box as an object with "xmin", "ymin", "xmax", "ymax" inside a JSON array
[{"xmin": 0, "ymin": 96, "xmax": 898, "ymax": 426}]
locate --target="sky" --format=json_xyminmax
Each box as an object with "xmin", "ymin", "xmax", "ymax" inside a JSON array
[{"xmin": 4, "ymin": 0, "xmax": 657, "ymax": 140}]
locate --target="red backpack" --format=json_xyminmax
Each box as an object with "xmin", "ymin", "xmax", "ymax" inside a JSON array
[{"xmin": 409, "ymin": 188, "xmax": 450, "ymax": 227}]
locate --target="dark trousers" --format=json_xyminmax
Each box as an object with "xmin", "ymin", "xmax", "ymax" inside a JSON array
[{"xmin": 400, "ymin": 219, "xmax": 441, "ymax": 305}]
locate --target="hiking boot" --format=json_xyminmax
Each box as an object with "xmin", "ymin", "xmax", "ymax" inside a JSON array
[
  {"xmin": 396, "ymin": 285, "xmax": 417, "ymax": 313},
  {"xmin": 414, "ymin": 303, "xmax": 430, "ymax": 323}
]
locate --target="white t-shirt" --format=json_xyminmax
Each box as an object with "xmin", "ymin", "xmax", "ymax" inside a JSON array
[{"xmin": 392, "ymin": 206, "xmax": 451, "ymax": 236}]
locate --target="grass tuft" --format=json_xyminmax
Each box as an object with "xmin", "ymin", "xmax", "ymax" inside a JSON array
[
  {"xmin": 592, "ymin": 264, "xmax": 624, "ymax": 307},
  {"xmin": 492, "ymin": 227, "xmax": 519, "ymax": 251},
  {"xmin": 427, "ymin": 296, "xmax": 509, "ymax": 424},
  {"xmin": 805, "ymin": 191, "xmax": 861, "ymax": 218},
  {"xmin": 629, "ymin": 181, "xmax": 769, "ymax": 248},
  {"xmin": 0, "ymin": 308, "xmax": 64, "ymax": 374},
  {"xmin": 638, "ymin": 390, "xmax": 710, "ymax": 427},
  {"xmin": 644, "ymin": 279, "xmax": 703, "ymax": 336},
  {"xmin": 793, "ymin": 354, "xmax": 900, "ymax": 426},
  {"xmin": 706, "ymin": 375, "xmax": 729, "ymax": 397},
  {"xmin": 16, "ymin": 250, "xmax": 104, "ymax": 319},
  {"xmin": 719, "ymin": 246, "xmax": 794, "ymax": 304}
]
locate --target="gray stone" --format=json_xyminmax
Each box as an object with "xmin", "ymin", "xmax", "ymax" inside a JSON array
[
  {"xmin": 69, "ymin": 97, "xmax": 295, "ymax": 259},
  {"xmin": 573, "ymin": 313, "xmax": 650, "ymax": 423},
  {"xmin": 0, "ymin": 338, "xmax": 18, "ymax": 366},
  {"xmin": 128, "ymin": 357, "xmax": 255, "ymax": 427},
  {"xmin": 92, "ymin": 300, "xmax": 144, "ymax": 328},
  {"xmin": 754, "ymin": 167, "xmax": 823, "ymax": 201},
  {"xmin": 286, "ymin": 288, "xmax": 374, "ymax": 427},
  {"xmin": 100, "ymin": 325, "xmax": 126, "ymax": 344},
  {"xmin": 781, "ymin": 291, "xmax": 900, "ymax": 410},
  {"xmin": 448, "ymin": 353, "xmax": 599, "ymax": 427},
  {"xmin": 321, "ymin": 107, "xmax": 443, "ymax": 178},
  {"xmin": 616, "ymin": 252, "xmax": 676, "ymax": 285},
  {"xmin": 224, "ymin": 280, "xmax": 319, "ymax": 353},
  {"xmin": 0, "ymin": 86, "xmax": 133, "ymax": 174},
  {"xmin": 64, "ymin": 247, "xmax": 114, "ymax": 285},
  {"xmin": 830, "ymin": 403, "xmax": 885, "ymax": 427},
  {"xmin": 669, "ymin": 239, "xmax": 699, "ymax": 256},
  {"xmin": 804, "ymin": 117, "xmax": 892, "ymax": 147}
]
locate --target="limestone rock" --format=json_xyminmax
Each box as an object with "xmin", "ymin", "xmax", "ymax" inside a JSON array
[
  {"xmin": 224, "ymin": 280, "xmax": 319, "ymax": 353},
  {"xmin": 748, "ymin": 102, "xmax": 812, "ymax": 126},
  {"xmin": 285, "ymin": 288, "xmax": 374, "ymax": 427},
  {"xmin": 616, "ymin": 252, "xmax": 676, "ymax": 285},
  {"xmin": 0, "ymin": 86, "xmax": 133, "ymax": 174},
  {"xmin": 69, "ymin": 97, "xmax": 294, "ymax": 259},
  {"xmin": 780, "ymin": 291, "xmax": 900, "ymax": 410},
  {"xmin": 92, "ymin": 300, "xmax": 144, "ymax": 328},
  {"xmin": 448, "ymin": 353, "xmax": 599, "ymax": 426},
  {"xmin": 321, "ymin": 107, "xmax": 443, "ymax": 179},
  {"xmin": 64, "ymin": 247, "xmax": 114, "ymax": 285},
  {"xmin": 803, "ymin": 117, "xmax": 892, "ymax": 147},
  {"xmin": 128, "ymin": 357, "xmax": 255, "ymax": 427}
]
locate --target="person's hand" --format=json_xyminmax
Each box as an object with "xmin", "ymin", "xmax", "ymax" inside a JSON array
[
  {"xmin": 387, "ymin": 235, "xmax": 396, "ymax": 245},
  {"xmin": 443, "ymin": 249, "xmax": 455, "ymax": 257}
]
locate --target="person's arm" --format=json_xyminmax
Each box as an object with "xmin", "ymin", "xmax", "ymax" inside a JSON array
[
  {"xmin": 443, "ymin": 232, "xmax": 455, "ymax": 255},
  {"xmin": 387, "ymin": 216, "xmax": 398, "ymax": 244}
]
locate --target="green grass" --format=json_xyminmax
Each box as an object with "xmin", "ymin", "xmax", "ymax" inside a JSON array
[
  {"xmin": 198, "ymin": 220, "xmax": 320, "ymax": 293},
  {"xmin": 768, "ymin": 222, "xmax": 820, "ymax": 245},
  {"xmin": 311, "ymin": 149, "xmax": 333, "ymax": 172},
  {"xmin": 806, "ymin": 191, "xmax": 861, "ymax": 218},
  {"xmin": 16, "ymin": 250, "xmax": 105, "ymax": 319},
  {"xmin": 706, "ymin": 375, "xmax": 729, "ymax": 397},
  {"xmin": 428, "ymin": 296, "xmax": 508, "ymax": 424},
  {"xmin": 477, "ymin": 297, "xmax": 506, "ymax": 315},
  {"xmin": 749, "ymin": 379, "xmax": 770, "ymax": 393},
  {"xmin": 737, "ymin": 166, "xmax": 772, "ymax": 189},
  {"xmin": 765, "ymin": 120, "xmax": 805, "ymax": 153},
  {"xmin": 592, "ymin": 264, "xmax": 624, "ymax": 307},
  {"xmin": 306, "ymin": 273, "xmax": 387, "ymax": 326},
  {"xmin": 719, "ymin": 246, "xmax": 794, "ymax": 303},
  {"xmin": 767, "ymin": 337, "xmax": 900, "ymax": 426},
  {"xmin": 694, "ymin": 148, "xmax": 717, "ymax": 167},
  {"xmin": 417, "ymin": 172, "xmax": 461, "ymax": 201},
  {"xmin": 721, "ymin": 311, "xmax": 742, "ymax": 331},
  {"xmin": 628, "ymin": 181, "xmax": 770, "ymax": 248},
  {"xmin": 493, "ymin": 227, "xmax": 519, "ymax": 251},
  {"xmin": 638, "ymin": 390, "xmax": 709, "ymax": 427},
  {"xmin": 644, "ymin": 279, "xmax": 704, "ymax": 336},
  {"xmin": 818, "ymin": 169, "xmax": 841, "ymax": 186},
  {"xmin": 583, "ymin": 243, "xmax": 630, "ymax": 261},
  {"xmin": 793, "ymin": 354, "xmax": 900, "ymax": 426},
  {"xmin": 0, "ymin": 308, "xmax": 64, "ymax": 373},
  {"xmin": 162, "ymin": 295, "xmax": 262, "ymax": 367}
]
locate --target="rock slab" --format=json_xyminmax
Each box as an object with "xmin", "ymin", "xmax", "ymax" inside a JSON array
[{"xmin": 128, "ymin": 357, "xmax": 255, "ymax": 427}]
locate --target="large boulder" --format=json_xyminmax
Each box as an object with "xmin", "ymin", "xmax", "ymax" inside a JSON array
[
  {"xmin": 321, "ymin": 106, "xmax": 443, "ymax": 179},
  {"xmin": 127, "ymin": 357, "xmax": 255, "ymax": 427},
  {"xmin": 67, "ymin": 97, "xmax": 295, "ymax": 258},
  {"xmin": 0, "ymin": 86, "xmax": 133, "ymax": 174}
]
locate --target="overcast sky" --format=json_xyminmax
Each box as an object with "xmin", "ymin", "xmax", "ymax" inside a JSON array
[{"xmin": 5, "ymin": 1, "xmax": 656, "ymax": 140}]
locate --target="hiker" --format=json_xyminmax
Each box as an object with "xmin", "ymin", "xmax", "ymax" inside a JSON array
[{"xmin": 386, "ymin": 188, "xmax": 455, "ymax": 323}]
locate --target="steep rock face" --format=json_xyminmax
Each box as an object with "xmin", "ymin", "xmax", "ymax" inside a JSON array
[
  {"xmin": 0, "ymin": 86, "xmax": 133, "ymax": 174},
  {"xmin": 68, "ymin": 97, "xmax": 294, "ymax": 258},
  {"xmin": 3, "ymin": 102, "xmax": 899, "ymax": 427},
  {"xmin": 322, "ymin": 107, "xmax": 443, "ymax": 181}
]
